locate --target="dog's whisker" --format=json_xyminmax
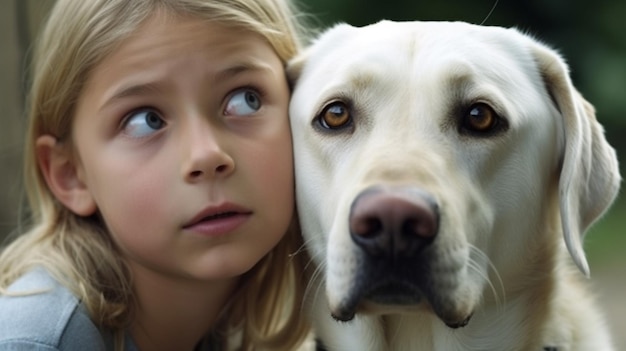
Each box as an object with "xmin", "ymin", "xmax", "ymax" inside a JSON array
[
  {"xmin": 304, "ymin": 270, "xmax": 327, "ymax": 315},
  {"xmin": 468, "ymin": 245, "xmax": 506, "ymax": 310},
  {"xmin": 302, "ymin": 248, "xmax": 325, "ymax": 273},
  {"xmin": 301, "ymin": 258, "xmax": 327, "ymax": 312},
  {"xmin": 468, "ymin": 258, "xmax": 501, "ymax": 310},
  {"xmin": 289, "ymin": 235, "xmax": 318, "ymax": 258},
  {"xmin": 290, "ymin": 236, "xmax": 327, "ymax": 274},
  {"xmin": 288, "ymin": 244, "xmax": 307, "ymax": 258},
  {"xmin": 467, "ymin": 248, "xmax": 497, "ymax": 306},
  {"xmin": 480, "ymin": 0, "xmax": 500, "ymax": 25},
  {"xmin": 477, "ymin": 249, "xmax": 506, "ymax": 308}
]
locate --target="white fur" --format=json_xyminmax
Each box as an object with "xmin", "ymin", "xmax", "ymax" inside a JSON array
[{"xmin": 288, "ymin": 21, "xmax": 620, "ymax": 351}]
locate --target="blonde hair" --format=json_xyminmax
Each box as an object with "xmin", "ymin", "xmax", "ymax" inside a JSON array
[{"xmin": 0, "ymin": 0, "xmax": 311, "ymax": 349}]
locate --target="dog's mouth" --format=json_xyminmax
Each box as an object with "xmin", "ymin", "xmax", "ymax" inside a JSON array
[
  {"xmin": 330, "ymin": 275, "xmax": 424, "ymax": 321},
  {"xmin": 332, "ymin": 294, "xmax": 473, "ymax": 329},
  {"xmin": 330, "ymin": 273, "xmax": 473, "ymax": 329},
  {"xmin": 364, "ymin": 280, "xmax": 423, "ymax": 305}
]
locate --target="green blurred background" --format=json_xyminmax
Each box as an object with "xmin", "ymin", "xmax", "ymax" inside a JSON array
[{"xmin": 0, "ymin": 0, "xmax": 623, "ymax": 346}]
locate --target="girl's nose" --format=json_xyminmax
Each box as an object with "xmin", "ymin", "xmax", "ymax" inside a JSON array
[{"xmin": 182, "ymin": 120, "xmax": 234, "ymax": 183}]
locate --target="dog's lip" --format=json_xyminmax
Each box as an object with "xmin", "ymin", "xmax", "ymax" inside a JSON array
[
  {"xmin": 444, "ymin": 313, "xmax": 473, "ymax": 329},
  {"xmin": 331, "ymin": 308, "xmax": 357, "ymax": 322},
  {"xmin": 330, "ymin": 280, "xmax": 475, "ymax": 329},
  {"xmin": 332, "ymin": 299, "xmax": 474, "ymax": 329},
  {"xmin": 330, "ymin": 281, "xmax": 424, "ymax": 322},
  {"xmin": 329, "ymin": 275, "xmax": 427, "ymax": 321}
]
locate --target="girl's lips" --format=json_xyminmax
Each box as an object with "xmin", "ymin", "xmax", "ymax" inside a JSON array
[{"xmin": 183, "ymin": 203, "xmax": 252, "ymax": 237}]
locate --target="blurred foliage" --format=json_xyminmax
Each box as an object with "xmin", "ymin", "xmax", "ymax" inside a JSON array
[{"xmin": 586, "ymin": 199, "xmax": 626, "ymax": 265}]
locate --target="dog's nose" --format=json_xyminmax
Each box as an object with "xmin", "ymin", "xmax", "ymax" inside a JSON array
[{"xmin": 349, "ymin": 186, "xmax": 439, "ymax": 257}]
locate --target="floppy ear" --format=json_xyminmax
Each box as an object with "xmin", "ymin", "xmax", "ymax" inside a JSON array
[
  {"xmin": 531, "ymin": 41, "xmax": 621, "ymax": 276},
  {"xmin": 286, "ymin": 50, "xmax": 307, "ymax": 88},
  {"xmin": 286, "ymin": 23, "xmax": 358, "ymax": 87}
]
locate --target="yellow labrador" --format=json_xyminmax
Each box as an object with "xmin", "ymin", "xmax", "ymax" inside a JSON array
[{"xmin": 288, "ymin": 21, "xmax": 621, "ymax": 351}]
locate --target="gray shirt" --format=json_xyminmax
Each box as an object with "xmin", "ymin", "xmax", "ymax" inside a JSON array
[{"xmin": 0, "ymin": 268, "xmax": 137, "ymax": 351}]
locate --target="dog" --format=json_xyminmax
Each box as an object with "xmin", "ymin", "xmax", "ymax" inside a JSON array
[{"xmin": 288, "ymin": 21, "xmax": 621, "ymax": 351}]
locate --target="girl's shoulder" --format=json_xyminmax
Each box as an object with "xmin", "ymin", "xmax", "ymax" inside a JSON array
[{"xmin": 0, "ymin": 268, "xmax": 109, "ymax": 350}]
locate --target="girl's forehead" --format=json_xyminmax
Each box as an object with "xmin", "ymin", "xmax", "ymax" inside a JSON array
[
  {"xmin": 104, "ymin": 12, "xmax": 275, "ymax": 68},
  {"xmin": 77, "ymin": 13, "xmax": 284, "ymax": 115}
]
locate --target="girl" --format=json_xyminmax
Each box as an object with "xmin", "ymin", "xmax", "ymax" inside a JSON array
[{"xmin": 0, "ymin": 0, "xmax": 312, "ymax": 350}]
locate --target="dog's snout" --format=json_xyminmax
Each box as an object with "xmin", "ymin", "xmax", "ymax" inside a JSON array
[{"xmin": 349, "ymin": 186, "xmax": 439, "ymax": 257}]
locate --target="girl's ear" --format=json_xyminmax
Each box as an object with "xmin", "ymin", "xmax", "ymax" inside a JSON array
[{"xmin": 36, "ymin": 135, "xmax": 97, "ymax": 216}]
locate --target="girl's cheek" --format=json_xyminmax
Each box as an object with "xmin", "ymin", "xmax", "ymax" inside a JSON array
[{"xmin": 91, "ymin": 157, "xmax": 176, "ymax": 234}]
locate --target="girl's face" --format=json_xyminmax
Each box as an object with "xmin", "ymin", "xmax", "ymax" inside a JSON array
[{"xmin": 68, "ymin": 13, "xmax": 294, "ymax": 281}]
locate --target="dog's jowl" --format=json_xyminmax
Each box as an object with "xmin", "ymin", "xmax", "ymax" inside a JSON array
[{"xmin": 288, "ymin": 20, "xmax": 621, "ymax": 351}]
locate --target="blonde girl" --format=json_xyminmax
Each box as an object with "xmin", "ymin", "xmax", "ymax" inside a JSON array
[{"xmin": 0, "ymin": 0, "xmax": 312, "ymax": 350}]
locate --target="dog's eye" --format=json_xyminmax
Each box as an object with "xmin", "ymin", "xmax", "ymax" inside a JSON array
[
  {"xmin": 462, "ymin": 103, "xmax": 500, "ymax": 134},
  {"xmin": 319, "ymin": 101, "xmax": 352, "ymax": 129}
]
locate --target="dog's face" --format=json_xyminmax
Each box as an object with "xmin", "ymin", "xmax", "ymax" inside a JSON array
[{"xmin": 288, "ymin": 21, "xmax": 620, "ymax": 328}]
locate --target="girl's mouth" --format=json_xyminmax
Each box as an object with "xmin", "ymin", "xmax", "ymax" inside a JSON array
[{"xmin": 183, "ymin": 204, "xmax": 252, "ymax": 237}]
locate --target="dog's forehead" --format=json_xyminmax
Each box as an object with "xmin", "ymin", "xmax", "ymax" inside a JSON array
[
  {"xmin": 292, "ymin": 20, "xmax": 547, "ymax": 125},
  {"xmin": 305, "ymin": 21, "xmax": 534, "ymax": 79}
]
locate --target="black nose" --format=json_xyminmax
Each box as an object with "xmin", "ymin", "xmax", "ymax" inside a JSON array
[{"xmin": 349, "ymin": 186, "xmax": 439, "ymax": 257}]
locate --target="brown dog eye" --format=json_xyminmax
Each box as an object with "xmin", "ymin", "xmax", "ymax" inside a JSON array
[
  {"xmin": 319, "ymin": 101, "xmax": 351, "ymax": 129},
  {"xmin": 463, "ymin": 103, "xmax": 498, "ymax": 133}
]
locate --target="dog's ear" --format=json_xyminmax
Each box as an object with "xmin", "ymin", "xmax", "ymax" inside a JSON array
[
  {"xmin": 530, "ymin": 40, "xmax": 621, "ymax": 276},
  {"xmin": 286, "ymin": 50, "xmax": 307, "ymax": 88},
  {"xmin": 286, "ymin": 23, "xmax": 358, "ymax": 88}
]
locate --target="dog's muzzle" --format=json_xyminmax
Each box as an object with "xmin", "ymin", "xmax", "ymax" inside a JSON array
[
  {"xmin": 333, "ymin": 186, "xmax": 438, "ymax": 313},
  {"xmin": 331, "ymin": 185, "xmax": 471, "ymax": 328}
]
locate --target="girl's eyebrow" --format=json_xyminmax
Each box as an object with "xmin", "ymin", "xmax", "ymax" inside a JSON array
[
  {"xmin": 101, "ymin": 82, "xmax": 163, "ymax": 111},
  {"xmin": 101, "ymin": 61, "xmax": 277, "ymax": 111},
  {"xmin": 214, "ymin": 61, "xmax": 277, "ymax": 82}
]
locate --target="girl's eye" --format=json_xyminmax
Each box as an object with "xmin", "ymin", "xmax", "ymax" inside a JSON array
[
  {"xmin": 122, "ymin": 109, "xmax": 165, "ymax": 138},
  {"xmin": 224, "ymin": 89, "xmax": 262, "ymax": 116}
]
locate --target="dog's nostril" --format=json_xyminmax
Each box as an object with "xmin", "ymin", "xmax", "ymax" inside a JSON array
[
  {"xmin": 403, "ymin": 216, "xmax": 437, "ymax": 239},
  {"xmin": 352, "ymin": 217, "xmax": 383, "ymax": 237},
  {"xmin": 349, "ymin": 186, "xmax": 439, "ymax": 257},
  {"xmin": 403, "ymin": 219, "xmax": 421, "ymax": 238}
]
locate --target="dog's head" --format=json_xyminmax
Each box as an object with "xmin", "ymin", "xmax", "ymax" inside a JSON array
[{"xmin": 288, "ymin": 21, "xmax": 620, "ymax": 328}]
